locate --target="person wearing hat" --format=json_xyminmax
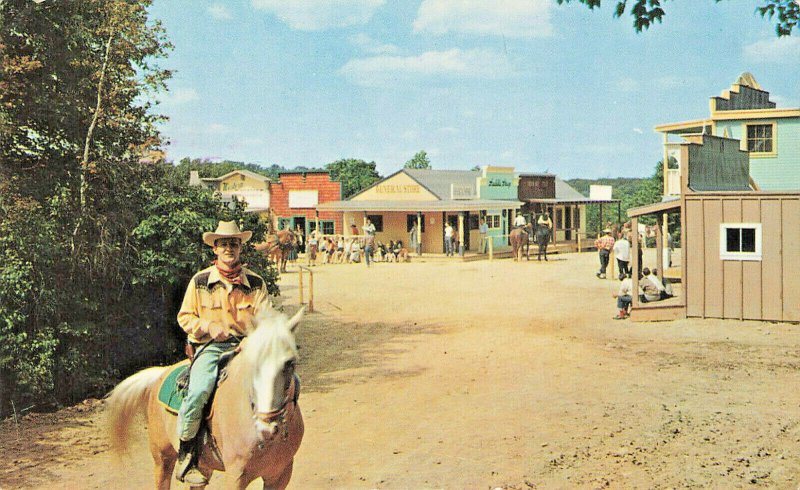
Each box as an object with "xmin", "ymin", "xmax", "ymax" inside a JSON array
[
  {"xmin": 174, "ymin": 220, "xmax": 270, "ymax": 485},
  {"xmin": 594, "ymin": 227, "xmax": 615, "ymax": 279}
]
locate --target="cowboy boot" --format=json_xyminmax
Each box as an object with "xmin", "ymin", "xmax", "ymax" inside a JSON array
[{"xmin": 176, "ymin": 439, "xmax": 208, "ymax": 485}]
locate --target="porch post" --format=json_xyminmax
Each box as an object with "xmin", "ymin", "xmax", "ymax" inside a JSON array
[
  {"xmin": 458, "ymin": 212, "xmax": 465, "ymax": 256},
  {"xmin": 631, "ymin": 216, "xmax": 640, "ymax": 309},
  {"xmin": 656, "ymin": 212, "xmax": 664, "ymax": 281},
  {"xmin": 416, "ymin": 212, "xmax": 422, "ymax": 256}
]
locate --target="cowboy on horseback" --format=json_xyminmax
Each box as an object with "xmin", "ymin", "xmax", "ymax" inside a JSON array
[{"xmin": 175, "ymin": 220, "xmax": 270, "ymax": 485}]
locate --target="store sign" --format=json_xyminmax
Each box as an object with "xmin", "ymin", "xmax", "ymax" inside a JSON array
[
  {"xmin": 375, "ymin": 184, "xmax": 421, "ymax": 194},
  {"xmin": 451, "ymin": 184, "xmax": 476, "ymax": 200},
  {"xmin": 289, "ymin": 190, "xmax": 318, "ymax": 208},
  {"xmin": 487, "ymin": 178, "xmax": 511, "ymax": 187}
]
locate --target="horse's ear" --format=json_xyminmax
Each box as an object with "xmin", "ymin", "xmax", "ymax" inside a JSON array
[{"xmin": 287, "ymin": 306, "xmax": 304, "ymax": 333}]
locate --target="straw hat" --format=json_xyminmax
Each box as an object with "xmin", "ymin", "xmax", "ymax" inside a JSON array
[{"xmin": 202, "ymin": 220, "xmax": 252, "ymax": 247}]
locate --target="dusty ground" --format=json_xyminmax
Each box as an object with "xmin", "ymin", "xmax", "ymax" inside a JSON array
[{"xmin": 3, "ymin": 250, "xmax": 800, "ymax": 489}]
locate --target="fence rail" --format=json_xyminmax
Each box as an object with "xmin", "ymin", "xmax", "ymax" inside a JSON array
[{"xmin": 296, "ymin": 265, "xmax": 314, "ymax": 313}]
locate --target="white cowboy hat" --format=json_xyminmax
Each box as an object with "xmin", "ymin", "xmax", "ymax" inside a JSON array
[{"xmin": 202, "ymin": 220, "xmax": 253, "ymax": 247}]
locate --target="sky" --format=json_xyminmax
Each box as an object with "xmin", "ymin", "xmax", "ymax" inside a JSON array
[{"xmin": 148, "ymin": 0, "xmax": 800, "ymax": 179}]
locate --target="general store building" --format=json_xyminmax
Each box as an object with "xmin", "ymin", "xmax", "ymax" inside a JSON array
[{"xmin": 317, "ymin": 166, "xmax": 523, "ymax": 255}]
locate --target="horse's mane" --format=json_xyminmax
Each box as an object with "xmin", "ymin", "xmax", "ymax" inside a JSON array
[{"xmin": 239, "ymin": 309, "xmax": 299, "ymax": 382}]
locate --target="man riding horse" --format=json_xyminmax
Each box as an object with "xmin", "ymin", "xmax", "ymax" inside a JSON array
[{"xmin": 534, "ymin": 212, "xmax": 553, "ymax": 261}]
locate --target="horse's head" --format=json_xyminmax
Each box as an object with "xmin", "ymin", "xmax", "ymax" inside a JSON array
[{"xmin": 241, "ymin": 307, "xmax": 303, "ymax": 439}]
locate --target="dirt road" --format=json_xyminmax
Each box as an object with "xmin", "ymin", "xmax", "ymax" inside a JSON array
[{"xmin": 3, "ymin": 251, "xmax": 800, "ymax": 489}]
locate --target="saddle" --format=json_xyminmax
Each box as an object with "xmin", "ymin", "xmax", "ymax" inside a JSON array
[{"xmin": 157, "ymin": 347, "xmax": 239, "ymax": 414}]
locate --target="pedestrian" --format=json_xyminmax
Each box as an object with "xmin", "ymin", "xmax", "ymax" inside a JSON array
[
  {"xmin": 364, "ymin": 231, "xmax": 375, "ymax": 267},
  {"xmin": 594, "ymin": 228, "xmax": 615, "ymax": 279},
  {"xmin": 362, "ymin": 217, "xmax": 376, "ymax": 237},
  {"xmin": 174, "ymin": 221, "xmax": 270, "ymax": 485},
  {"xmin": 478, "ymin": 217, "xmax": 488, "ymax": 254},
  {"xmin": 612, "ymin": 233, "xmax": 631, "ymax": 279},
  {"xmin": 409, "ymin": 222, "xmax": 418, "ymax": 253},
  {"xmin": 307, "ymin": 229, "xmax": 319, "ymax": 266},
  {"xmin": 611, "ymin": 274, "xmax": 634, "ymax": 320},
  {"xmin": 444, "ymin": 222, "xmax": 454, "ymax": 256}
]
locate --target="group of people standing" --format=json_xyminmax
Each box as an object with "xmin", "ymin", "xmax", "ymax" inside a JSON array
[{"xmin": 598, "ymin": 224, "xmax": 675, "ymax": 320}]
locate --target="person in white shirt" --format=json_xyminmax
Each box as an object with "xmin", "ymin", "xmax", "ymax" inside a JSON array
[
  {"xmin": 612, "ymin": 274, "xmax": 635, "ymax": 319},
  {"xmin": 640, "ymin": 268, "xmax": 662, "ymax": 302},
  {"xmin": 444, "ymin": 222, "xmax": 454, "ymax": 256},
  {"xmin": 612, "ymin": 234, "xmax": 631, "ymax": 279},
  {"xmin": 651, "ymin": 268, "xmax": 674, "ymax": 299},
  {"xmin": 514, "ymin": 213, "xmax": 527, "ymax": 228}
]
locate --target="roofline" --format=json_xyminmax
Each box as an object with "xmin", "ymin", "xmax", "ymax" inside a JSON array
[
  {"xmin": 710, "ymin": 107, "xmax": 800, "ymax": 120},
  {"xmin": 348, "ymin": 169, "xmax": 443, "ymax": 201},
  {"xmin": 654, "ymin": 118, "xmax": 713, "ymax": 133}
]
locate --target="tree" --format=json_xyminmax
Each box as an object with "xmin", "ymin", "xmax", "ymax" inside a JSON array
[
  {"xmin": 325, "ymin": 158, "xmax": 382, "ymax": 199},
  {"xmin": 404, "ymin": 150, "xmax": 431, "ymax": 169},
  {"xmin": 556, "ymin": 0, "xmax": 798, "ymax": 36}
]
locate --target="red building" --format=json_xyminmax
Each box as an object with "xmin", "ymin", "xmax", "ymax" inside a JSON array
[{"xmin": 269, "ymin": 170, "xmax": 343, "ymax": 237}]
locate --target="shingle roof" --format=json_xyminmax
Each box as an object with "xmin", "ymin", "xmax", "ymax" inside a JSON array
[{"xmin": 403, "ymin": 168, "xmax": 480, "ymax": 200}]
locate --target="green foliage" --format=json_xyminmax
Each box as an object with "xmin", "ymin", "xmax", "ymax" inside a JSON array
[
  {"xmin": 566, "ymin": 163, "xmax": 663, "ymax": 233},
  {"xmin": 174, "ymin": 157, "xmax": 294, "ymax": 181},
  {"xmin": 325, "ymin": 158, "xmax": 382, "ymax": 198},
  {"xmin": 404, "ymin": 150, "xmax": 431, "ymax": 169},
  {"xmin": 556, "ymin": 0, "xmax": 798, "ymax": 36},
  {"xmin": 0, "ymin": 1, "xmax": 280, "ymax": 415}
]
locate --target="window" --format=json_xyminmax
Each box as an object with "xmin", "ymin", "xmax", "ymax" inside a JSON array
[
  {"xmin": 406, "ymin": 214, "xmax": 425, "ymax": 232},
  {"xmin": 487, "ymin": 214, "xmax": 501, "ymax": 229},
  {"xmin": 366, "ymin": 215, "xmax": 383, "ymax": 232},
  {"xmin": 720, "ymin": 223, "xmax": 762, "ymax": 261},
  {"xmin": 278, "ymin": 218, "xmax": 292, "ymax": 230},
  {"xmin": 746, "ymin": 124, "xmax": 775, "ymax": 154},
  {"xmin": 469, "ymin": 215, "xmax": 479, "ymax": 230}
]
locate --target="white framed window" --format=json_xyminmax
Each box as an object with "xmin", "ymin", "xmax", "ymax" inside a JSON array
[
  {"xmin": 719, "ymin": 223, "xmax": 762, "ymax": 261},
  {"xmin": 487, "ymin": 214, "xmax": 501, "ymax": 229}
]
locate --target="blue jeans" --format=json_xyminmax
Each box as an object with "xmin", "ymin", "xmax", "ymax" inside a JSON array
[
  {"xmin": 598, "ymin": 249, "xmax": 610, "ymax": 274},
  {"xmin": 617, "ymin": 295, "xmax": 632, "ymax": 310},
  {"xmin": 364, "ymin": 245, "xmax": 373, "ymax": 266},
  {"xmin": 445, "ymin": 238, "xmax": 453, "ymax": 256},
  {"xmin": 176, "ymin": 340, "xmax": 239, "ymax": 441}
]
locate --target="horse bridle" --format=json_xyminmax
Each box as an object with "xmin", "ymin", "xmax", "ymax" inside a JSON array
[{"xmin": 253, "ymin": 363, "xmax": 298, "ymax": 432}]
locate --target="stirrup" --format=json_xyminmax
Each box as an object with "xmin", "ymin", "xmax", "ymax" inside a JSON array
[{"xmin": 182, "ymin": 467, "xmax": 208, "ymax": 486}]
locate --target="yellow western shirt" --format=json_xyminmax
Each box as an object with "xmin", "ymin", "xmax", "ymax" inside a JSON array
[{"xmin": 177, "ymin": 265, "xmax": 270, "ymax": 344}]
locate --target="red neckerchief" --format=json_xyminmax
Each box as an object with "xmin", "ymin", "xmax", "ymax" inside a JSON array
[{"xmin": 214, "ymin": 260, "xmax": 243, "ymax": 284}]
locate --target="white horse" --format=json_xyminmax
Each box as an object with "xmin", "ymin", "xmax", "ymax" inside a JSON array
[{"xmin": 106, "ymin": 308, "xmax": 305, "ymax": 489}]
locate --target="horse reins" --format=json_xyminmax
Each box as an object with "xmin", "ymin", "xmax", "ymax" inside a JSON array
[{"xmin": 253, "ymin": 374, "xmax": 297, "ymax": 426}]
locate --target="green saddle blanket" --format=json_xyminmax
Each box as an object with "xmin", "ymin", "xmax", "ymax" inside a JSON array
[{"xmin": 157, "ymin": 363, "xmax": 189, "ymax": 414}]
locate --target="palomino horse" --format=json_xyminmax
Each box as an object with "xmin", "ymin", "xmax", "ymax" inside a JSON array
[
  {"xmin": 106, "ymin": 308, "xmax": 304, "ymax": 489},
  {"xmin": 509, "ymin": 225, "xmax": 531, "ymax": 261},
  {"xmin": 256, "ymin": 229, "xmax": 297, "ymax": 273},
  {"xmin": 534, "ymin": 220, "xmax": 552, "ymax": 261}
]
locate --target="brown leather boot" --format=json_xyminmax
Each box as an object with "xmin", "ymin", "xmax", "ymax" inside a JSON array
[{"xmin": 175, "ymin": 439, "xmax": 207, "ymax": 485}]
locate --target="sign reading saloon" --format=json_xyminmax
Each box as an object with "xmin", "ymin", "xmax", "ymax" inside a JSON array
[{"xmin": 376, "ymin": 184, "xmax": 421, "ymax": 194}]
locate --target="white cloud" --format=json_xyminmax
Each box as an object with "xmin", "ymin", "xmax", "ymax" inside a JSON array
[
  {"xmin": 413, "ymin": 0, "xmax": 553, "ymax": 38},
  {"xmin": 743, "ymin": 36, "xmax": 800, "ymax": 64},
  {"xmin": 349, "ymin": 33, "xmax": 400, "ymax": 55},
  {"xmin": 438, "ymin": 126, "xmax": 459, "ymax": 134},
  {"xmin": 162, "ymin": 87, "xmax": 199, "ymax": 106},
  {"xmin": 633, "ymin": 128, "xmax": 643, "ymax": 134},
  {"xmin": 208, "ymin": 4, "xmax": 233, "ymax": 20},
  {"xmin": 340, "ymin": 48, "xmax": 514, "ymax": 86},
  {"xmin": 251, "ymin": 0, "xmax": 384, "ymax": 30}
]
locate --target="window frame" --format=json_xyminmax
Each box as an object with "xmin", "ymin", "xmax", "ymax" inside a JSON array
[
  {"xmin": 366, "ymin": 214, "xmax": 384, "ymax": 232},
  {"xmin": 742, "ymin": 121, "xmax": 777, "ymax": 158},
  {"xmin": 719, "ymin": 223, "xmax": 762, "ymax": 261},
  {"xmin": 486, "ymin": 213, "xmax": 501, "ymax": 229}
]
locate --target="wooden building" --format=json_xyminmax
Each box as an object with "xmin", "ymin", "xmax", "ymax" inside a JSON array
[
  {"xmin": 317, "ymin": 166, "xmax": 522, "ymax": 255},
  {"xmin": 518, "ymin": 173, "xmax": 619, "ymax": 250},
  {"xmin": 269, "ymin": 170, "xmax": 343, "ymax": 237},
  {"xmin": 627, "ymin": 134, "xmax": 800, "ymax": 322}
]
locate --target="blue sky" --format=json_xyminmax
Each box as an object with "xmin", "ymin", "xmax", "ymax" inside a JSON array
[{"xmin": 149, "ymin": 1, "xmax": 800, "ymax": 179}]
